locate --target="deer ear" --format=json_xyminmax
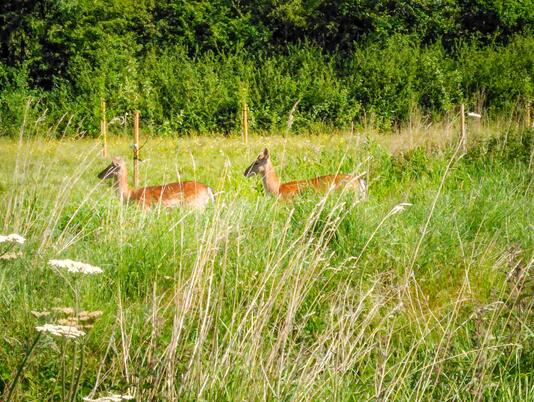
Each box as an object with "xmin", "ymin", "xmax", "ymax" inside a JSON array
[
  {"xmin": 263, "ymin": 148, "xmax": 269, "ymax": 158},
  {"xmin": 111, "ymin": 156, "xmax": 121, "ymax": 166}
]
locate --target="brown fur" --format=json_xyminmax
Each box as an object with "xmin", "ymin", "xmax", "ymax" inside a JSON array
[
  {"xmin": 98, "ymin": 157, "xmax": 214, "ymax": 209},
  {"xmin": 244, "ymin": 148, "xmax": 367, "ymax": 200}
]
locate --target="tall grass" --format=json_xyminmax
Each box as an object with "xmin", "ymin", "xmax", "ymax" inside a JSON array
[{"xmin": 0, "ymin": 118, "xmax": 532, "ymax": 400}]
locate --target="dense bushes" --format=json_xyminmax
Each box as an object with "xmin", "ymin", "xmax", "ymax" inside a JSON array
[{"xmin": 0, "ymin": 1, "xmax": 533, "ymax": 135}]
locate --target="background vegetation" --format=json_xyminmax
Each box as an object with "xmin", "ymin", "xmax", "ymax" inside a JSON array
[{"xmin": 1, "ymin": 0, "xmax": 534, "ymax": 135}]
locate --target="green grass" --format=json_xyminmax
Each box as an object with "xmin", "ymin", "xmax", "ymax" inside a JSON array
[{"xmin": 0, "ymin": 122, "xmax": 533, "ymax": 401}]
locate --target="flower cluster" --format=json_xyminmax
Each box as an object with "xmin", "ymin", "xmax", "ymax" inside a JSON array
[
  {"xmin": 0, "ymin": 233, "xmax": 25, "ymax": 244},
  {"xmin": 58, "ymin": 310, "xmax": 103, "ymax": 330},
  {"xmin": 0, "ymin": 251, "xmax": 22, "ymax": 260},
  {"xmin": 36, "ymin": 324, "xmax": 86, "ymax": 339},
  {"xmin": 49, "ymin": 259, "xmax": 103, "ymax": 275},
  {"xmin": 83, "ymin": 394, "xmax": 135, "ymax": 401},
  {"xmin": 52, "ymin": 307, "xmax": 76, "ymax": 315}
]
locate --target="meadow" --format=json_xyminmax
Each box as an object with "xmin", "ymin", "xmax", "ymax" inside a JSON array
[{"xmin": 0, "ymin": 118, "xmax": 533, "ymax": 401}]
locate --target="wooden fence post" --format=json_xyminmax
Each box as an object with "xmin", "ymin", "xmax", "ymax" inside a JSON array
[
  {"xmin": 242, "ymin": 103, "xmax": 248, "ymax": 144},
  {"xmin": 526, "ymin": 101, "xmax": 531, "ymax": 128},
  {"xmin": 133, "ymin": 110, "xmax": 140, "ymax": 187},
  {"xmin": 101, "ymin": 99, "xmax": 107, "ymax": 157},
  {"xmin": 460, "ymin": 103, "xmax": 466, "ymax": 153}
]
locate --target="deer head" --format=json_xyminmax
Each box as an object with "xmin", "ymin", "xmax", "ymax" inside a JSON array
[
  {"xmin": 98, "ymin": 156, "xmax": 126, "ymax": 180},
  {"xmin": 244, "ymin": 148, "xmax": 270, "ymax": 177}
]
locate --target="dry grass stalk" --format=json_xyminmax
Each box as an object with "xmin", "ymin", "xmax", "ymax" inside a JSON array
[{"xmin": 285, "ymin": 99, "xmax": 300, "ymax": 136}]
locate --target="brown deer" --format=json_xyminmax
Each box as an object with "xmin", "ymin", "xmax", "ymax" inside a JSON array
[
  {"xmin": 98, "ymin": 157, "xmax": 215, "ymax": 209},
  {"xmin": 244, "ymin": 148, "xmax": 367, "ymax": 200}
]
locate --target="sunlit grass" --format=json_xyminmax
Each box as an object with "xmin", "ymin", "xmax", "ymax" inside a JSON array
[{"xmin": 0, "ymin": 120, "xmax": 532, "ymax": 400}]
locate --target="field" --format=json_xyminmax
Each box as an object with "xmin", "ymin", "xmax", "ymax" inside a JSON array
[{"xmin": 0, "ymin": 120, "xmax": 533, "ymax": 401}]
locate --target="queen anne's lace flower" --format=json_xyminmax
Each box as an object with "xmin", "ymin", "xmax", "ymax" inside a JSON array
[
  {"xmin": 83, "ymin": 394, "xmax": 135, "ymax": 401},
  {"xmin": 78, "ymin": 310, "xmax": 103, "ymax": 321},
  {"xmin": 0, "ymin": 251, "xmax": 22, "ymax": 260},
  {"xmin": 36, "ymin": 324, "xmax": 86, "ymax": 339},
  {"xmin": 48, "ymin": 259, "xmax": 103, "ymax": 275},
  {"xmin": 52, "ymin": 307, "xmax": 76, "ymax": 315},
  {"xmin": 48, "ymin": 308, "xmax": 103, "ymax": 329},
  {"xmin": 0, "ymin": 234, "xmax": 25, "ymax": 244}
]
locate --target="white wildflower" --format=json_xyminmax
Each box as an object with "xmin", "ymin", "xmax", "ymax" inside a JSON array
[
  {"xmin": 51, "ymin": 307, "xmax": 76, "ymax": 315},
  {"xmin": 390, "ymin": 202, "xmax": 413, "ymax": 215},
  {"xmin": 78, "ymin": 310, "xmax": 103, "ymax": 321},
  {"xmin": 36, "ymin": 324, "xmax": 85, "ymax": 339},
  {"xmin": 58, "ymin": 318, "xmax": 79, "ymax": 326},
  {"xmin": 0, "ymin": 234, "xmax": 25, "ymax": 244},
  {"xmin": 0, "ymin": 251, "xmax": 22, "ymax": 260},
  {"xmin": 56, "ymin": 310, "xmax": 103, "ymax": 328},
  {"xmin": 52, "ymin": 307, "xmax": 74, "ymax": 315},
  {"xmin": 48, "ymin": 259, "xmax": 103, "ymax": 275},
  {"xmin": 83, "ymin": 394, "xmax": 135, "ymax": 401}
]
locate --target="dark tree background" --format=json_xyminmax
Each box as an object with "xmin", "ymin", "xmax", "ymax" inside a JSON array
[{"xmin": 1, "ymin": 0, "xmax": 533, "ymax": 134}]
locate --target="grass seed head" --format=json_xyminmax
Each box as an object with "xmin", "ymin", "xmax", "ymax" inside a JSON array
[{"xmin": 391, "ymin": 202, "xmax": 413, "ymax": 215}]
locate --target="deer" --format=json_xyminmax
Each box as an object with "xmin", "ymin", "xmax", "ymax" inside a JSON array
[
  {"xmin": 244, "ymin": 148, "xmax": 367, "ymax": 200},
  {"xmin": 97, "ymin": 156, "xmax": 215, "ymax": 209}
]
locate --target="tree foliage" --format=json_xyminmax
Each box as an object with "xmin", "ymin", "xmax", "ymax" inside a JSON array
[{"xmin": 0, "ymin": 0, "xmax": 533, "ymax": 134}]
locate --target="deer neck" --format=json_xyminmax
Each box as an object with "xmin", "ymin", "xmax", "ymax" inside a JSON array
[
  {"xmin": 261, "ymin": 160, "xmax": 281, "ymax": 195},
  {"xmin": 115, "ymin": 168, "xmax": 131, "ymax": 203}
]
